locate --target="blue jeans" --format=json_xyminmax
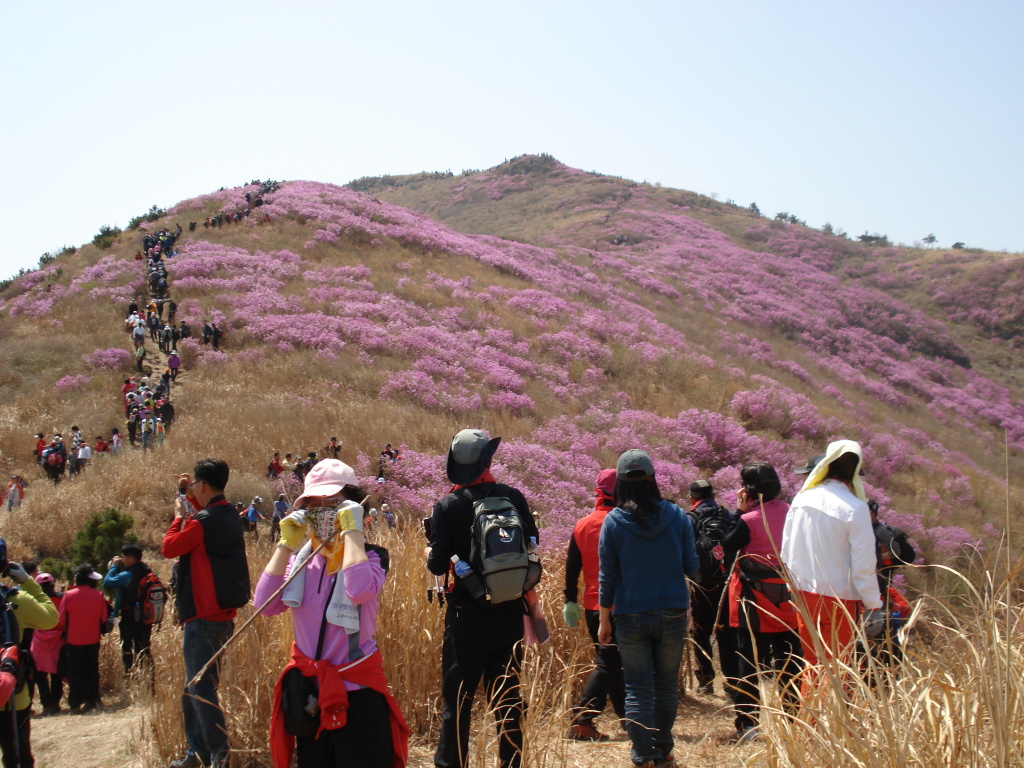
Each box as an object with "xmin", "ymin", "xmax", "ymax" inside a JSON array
[
  {"xmin": 615, "ymin": 608, "xmax": 688, "ymax": 766},
  {"xmin": 181, "ymin": 619, "xmax": 233, "ymax": 767}
]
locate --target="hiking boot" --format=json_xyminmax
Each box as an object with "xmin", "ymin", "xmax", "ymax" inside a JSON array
[
  {"xmin": 569, "ymin": 722, "xmax": 610, "ymax": 741},
  {"xmin": 169, "ymin": 754, "xmax": 203, "ymax": 768},
  {"xmin": 655, "ymin": 754, "xmax": 676, "ymax": 768}
]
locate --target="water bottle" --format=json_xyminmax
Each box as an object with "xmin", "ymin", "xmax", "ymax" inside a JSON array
[
  {"xmin": 528, "ymin": 537, "xmax": 540, "ymax": 563},
  {"xmin": 451, "ymin": 555, "xmax": 488, "ymax": 601}
]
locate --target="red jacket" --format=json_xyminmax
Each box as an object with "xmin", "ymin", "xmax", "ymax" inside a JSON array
[
  {"xmin": 270, "ymin": 643, "xmax": 408, "ymax": 768},
  {"xmin": 162, "ymin": 496, "xmax": 249, "ymax": 622},
  {"xmin": 565, "ymin": 493, "xmax": 615, "ymax": 611},
  {"xmin": 58, "ymin": 586, "xmax": 108, "ymax": 646}
]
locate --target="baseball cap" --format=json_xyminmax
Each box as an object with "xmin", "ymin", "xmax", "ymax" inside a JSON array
[
  {"xmin": 616, "ymin": 449, "xmax": 655, "ymax": 480},
  {"xmin": 689, "ymin": 479, "xmax": 713, "ymax": 495},
  {"xmin": 35, "ymin": 573, "xmax": 54, "ymax": 585},
  {"xmin": 595, "ymin": 468, "xmax": 617, "ymax": 497},
  {"xmin": 794, "ymin": 454, "xmax": 825, "ymax": 475}
]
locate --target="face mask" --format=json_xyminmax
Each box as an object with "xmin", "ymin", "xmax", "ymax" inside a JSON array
[{"xmin": 308, "ymin": 497, "xmax": 345, "ymax": 572}]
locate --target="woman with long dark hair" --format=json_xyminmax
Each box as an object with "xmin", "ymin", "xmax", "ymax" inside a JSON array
[
  {"xmin": 722, "ymin": 462, "xmax": 802, "ymax": 741},
  {"xmin": 598, "ymin": 450, "xmax": 700, "ymax": 768}
]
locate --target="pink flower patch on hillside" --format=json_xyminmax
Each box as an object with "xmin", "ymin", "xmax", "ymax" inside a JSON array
[
  {"xmin": 54, "ymin": 374, "xmax": 90, "ymax": 392},
  {"xmin": 83, "ymin": 347, "xmax": 133, "ymax": 371}
]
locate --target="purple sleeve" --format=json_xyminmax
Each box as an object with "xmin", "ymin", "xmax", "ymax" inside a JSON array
[
  {"xmin": 253, "ymin": 571, "xmax": 287, "ymax": 616},
  {"xmin": 343, "ymin": 551, "xmax": 386, "ymax": 605}
]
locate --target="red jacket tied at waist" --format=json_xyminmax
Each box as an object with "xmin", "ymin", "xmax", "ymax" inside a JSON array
[{"xmin": 270, "ymin": 642, "xmax": 408, "ymax": 768}]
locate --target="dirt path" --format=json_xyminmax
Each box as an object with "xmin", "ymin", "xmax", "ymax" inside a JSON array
[{"xmin": 31, "ymin": 701, "xmax": 147, "ymax": 768}]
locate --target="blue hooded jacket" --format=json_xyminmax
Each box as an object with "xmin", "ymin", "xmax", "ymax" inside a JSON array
[{"xmin": 598, "ymin": 498, "xmax": 701, "ymax": 614}]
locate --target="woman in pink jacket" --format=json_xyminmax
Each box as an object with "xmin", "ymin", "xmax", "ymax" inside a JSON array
[{"xmin": 30, "ymin": 573, "xmax": 65, "ymax": 715}]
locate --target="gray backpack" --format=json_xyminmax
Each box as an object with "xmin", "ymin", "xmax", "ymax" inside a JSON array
[{"xmin": 465, "ymin": 491, "xmax": 535, "ymax": 604}]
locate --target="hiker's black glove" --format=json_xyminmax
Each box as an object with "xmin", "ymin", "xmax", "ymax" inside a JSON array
[{"xmin": 864, "ymin": 607, "xmax": 886, "ymax": 638}]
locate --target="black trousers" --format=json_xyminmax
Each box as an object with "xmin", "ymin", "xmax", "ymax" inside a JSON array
[
  {"xmin": 0, "ymin": 707, "xmax": 32, "ymax": 768},
  {"xmin": 689, "ymin": 582, "xmax": 738, "ymax": 688},
  {"xmin": 119, "ymin": 616, "xmax": 153, "ymax": 673},
  {"xmin": 732, "ymin": 628, "xmax": 802, "ymax": 731},
  {"xmin": 35, "ymin": 673, "xmax": 62, "ymax": 710},
  {"xmin": 435, "ymin": 602, "xmax": 526, "ymax": 768},
  {"xmin": 295, "ymin": 688, "xmax": 393, "ymax": 768},
  {"xmin": 65, "ymin": 643, "xmax": 100, "ymax": 710},
  {"xmin": 572, "ymin": 609, "xmax": 625, "ymax": 725}
]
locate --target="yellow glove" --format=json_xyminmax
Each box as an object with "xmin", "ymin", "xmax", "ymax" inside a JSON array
[
  {"xmin": 335, "ymin": 501, "xmax": 364, "ymax": 537},
  {"xmin": 278, "ymin": 510, "xmax": 307, "ymax": 550}
]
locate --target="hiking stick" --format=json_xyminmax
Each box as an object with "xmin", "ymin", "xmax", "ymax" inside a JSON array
[
  {"xmin": 185, "ymin": 529, "xmax": 340, "ymax": 688},
  {"xmin": 185, "ymin": 494, "xmax": 370, "ymax": 688}
]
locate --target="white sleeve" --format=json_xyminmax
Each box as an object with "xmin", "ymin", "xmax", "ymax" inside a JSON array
[{"xmin": 849, "ymin": 507, "xmax": 882, "ymax": 609}]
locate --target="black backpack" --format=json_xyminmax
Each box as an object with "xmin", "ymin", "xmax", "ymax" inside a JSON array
[
  {"xmin": 691, "ymin": 504, "xmax": 734, "ymax": 585},
  {"xmin": 464, "ymin": 489, "xmax": 540, "ymax": 604}
]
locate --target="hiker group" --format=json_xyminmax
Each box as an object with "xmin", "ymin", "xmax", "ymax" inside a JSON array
[
  {"xmin": 0, "ymin": 426, "xmax": 916, "ymax": 768},
  {"xmin": 33, "ymin": 428, "xmax": 108, "ymax": 485},
  {"xmin": 562, "ymin": 439, "xmax": 917, "ymax": 766}
]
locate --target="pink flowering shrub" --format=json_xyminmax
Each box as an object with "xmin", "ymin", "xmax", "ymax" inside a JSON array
[
  {"xmin": 83, "ymin": 347, "xmax": 133, "ymax": 371},
  {"xmin": 54, "ymin": 374, "xmax": 90, "ymax": 392}
]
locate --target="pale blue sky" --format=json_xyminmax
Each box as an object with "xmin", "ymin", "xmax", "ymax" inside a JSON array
[{"xmin": 1, "ymin": 1, "xmax": 1021, "ymax": 280}]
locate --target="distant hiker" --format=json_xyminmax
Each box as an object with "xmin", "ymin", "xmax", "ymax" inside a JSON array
[
  {"xmin": 42, "ymin": 436, "xmax": 67, "ymax": 484},
  {"xmin": 126, "ymin": 409, "xmax": 139, "ymax": 447},
  {"xmin": 135, "ymin": 345, "xmax": 146, "ymax": 372},
  {"xmin": 266, "ymin": 452, "xmax": 283, "ymax": 479},
  {"xmin": 189, "ymin": 221, "xmax": 196, "ymax": 232},
  {"xmin": 110, "ymin": 428, "xmax": 122, "ymax": 455},
  {"xmin": 6, "ymin": 476, "xmax": 24, "ymax": 512},
  {"xmin": 868, "ymin": 499, "xmax": 917, "ymax": 665},
  {"xmin": 94, "ymin": 435, "xmax": 108, "ymax": 454},
  {"xmin": 156, "ymin": 418, "xmax": 166, "ymax": 446},
  {"xmin": 722, "ymin": 462, "xmax": 802, "ymax": 742},
  {"xmin": 163, "ymin": 459, "xmax": 250, "ymax": 768},
  {"xmin": 781, "ymin": 440, "xmax": 884, "ymax": 677},
  {"xmin": 160, "ymin": 400, "xmax": 176, "ymax": 432},
  {"xmin": 256, "ymin": 460, "xmax": 408, "ymax": 768},
  {"xmin": 168, "ymin": 301, "xmax": 178, "ymax": 323},
  {"xmin": 241, "ymin": 497, "xmax": 264, "ymax": 538},
  {"xmin": 323, "ymin": 437, "xmax": 341, "ymax": 459},
  {"xmin": 77, "ymin": 441, "xmax": 92, "ymax": 472},
  {"xmin": 270, "ymin": 494, "xmax": 288, "ymax": 540},
  {"xmin": 598, "ymin": 450, "xmax": 700, "ymax": 768},
  {"xmin": 179, "ymin": 320, "xmax": 190, "ymax": 339},
  {"xmin": 103, "ymin": 543, "xmax": 157, "ymax": 674},
  {"xmin": 686, "ymin": 479, "xmax": 738, "ymax": 695},
  {"xmin": 211, "ymin": 323, "xmax": 223, "ymax": 350},
  {"xmin": 59, "ymin": 564, "xmax": 110, "ymax": 713},
  {"xmin": 34, "ymin": 433, "xmax": 46, "ymax": 464},
  {"xmin": 563, "ymin": 468, "xmax": 625, "ymax": 741},
  {"xmin": 382, "ymin": 503, "xmax": 396, "ymax": 529},
  {"xmin": 426, "ymin": 429, "xmax": 537, "ymax": 768},
  {"xmin": 202, "ymin": 322, "xmax": 212, "ymax": 345}
]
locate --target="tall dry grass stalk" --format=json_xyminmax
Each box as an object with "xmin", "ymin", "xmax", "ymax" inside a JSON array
[{"xmin": 752, "ymin": 560, "xmax": 1024, "ymax": 768}]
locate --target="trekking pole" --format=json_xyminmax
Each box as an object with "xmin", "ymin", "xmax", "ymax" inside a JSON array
[
  {"xmin": 185, "ymin": 494, "xmax": 370, "ymax": 688},
  {"xmin": 185, "ymin": 528, "xmax": 340, "ymax": 688}
]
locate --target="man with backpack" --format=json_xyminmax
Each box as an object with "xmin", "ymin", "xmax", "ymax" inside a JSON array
[
  {"xmin": 103, "ymin": 544, "xmax": 163, "ymax": 674},
  {"xmin": 685, "ymin": 479, "xmax": 739, "ymax": 696},
  {"xmin": 426, "ymin": 429, "xmax": 539, "ymax": 768},
  {"xmin": 163, "ymin": 459, "xmax": 251, "ymax": 768}
]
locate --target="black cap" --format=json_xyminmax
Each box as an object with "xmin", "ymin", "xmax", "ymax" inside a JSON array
[{"xmin": 794, "ymin": 454, "xmax": 825, "ymax": 475}]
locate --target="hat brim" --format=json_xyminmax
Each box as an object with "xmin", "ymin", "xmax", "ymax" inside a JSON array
[{"xmin": 446, "ymin": 436, "xmax": 501, "ymax": 485}]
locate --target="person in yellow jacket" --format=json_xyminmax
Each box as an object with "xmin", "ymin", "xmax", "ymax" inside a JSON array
[{"xmin": 0, "ymin": 537, "xmax": 58, "ymax": 766}]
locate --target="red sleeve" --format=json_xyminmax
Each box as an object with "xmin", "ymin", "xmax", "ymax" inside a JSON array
[
  {"xmin": 162, "ymin": 516, "xmax": 203, "ymax": 558},
  {"xmin": 0, "ymin": 673, "xmax": 14, "ymax": 707}
]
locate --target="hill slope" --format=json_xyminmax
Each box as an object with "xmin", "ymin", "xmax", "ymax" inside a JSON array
[{"xmin": 0, "ymin": 159, "xmax": 1020, "ymax": 569}]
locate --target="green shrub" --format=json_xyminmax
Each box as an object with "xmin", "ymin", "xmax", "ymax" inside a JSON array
[
  {"xmin": 128, "ymin": 204, "xmax": 167, "ymax": 230},
  {"xmin": 92, "ymin": 225, "xmax": 123, "ymax": 250},
  {"xmin": 66, "ymin": 507, "xmax": 137, "ymax": 570}
]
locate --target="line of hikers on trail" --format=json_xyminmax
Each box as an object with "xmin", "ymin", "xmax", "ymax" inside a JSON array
[{"xmin": 0, "ymin": 429, "xmax": 917, "ymax": 768}]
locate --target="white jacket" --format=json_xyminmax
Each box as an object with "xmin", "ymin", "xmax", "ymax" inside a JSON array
[{"xmin": 780, "ymin": 479, "xmax": 882, "ymax": 608}]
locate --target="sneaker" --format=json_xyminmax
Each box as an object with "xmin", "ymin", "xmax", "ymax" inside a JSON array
[
  {"xmin": 169, "ymin": 754, "xmax": 202, "ymax": 768},
  {"xmin": 656, "ymin": 754, "xmax": 676, "ymax": 767},
  {"xmin": 569, "ymin": 723, "xmax": 610, "ymax": 742}
]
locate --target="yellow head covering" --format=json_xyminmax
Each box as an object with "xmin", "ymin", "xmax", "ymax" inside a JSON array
[{"xmin": 799, "ymin": 439, "xmax": 866, "ymax": 501}]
